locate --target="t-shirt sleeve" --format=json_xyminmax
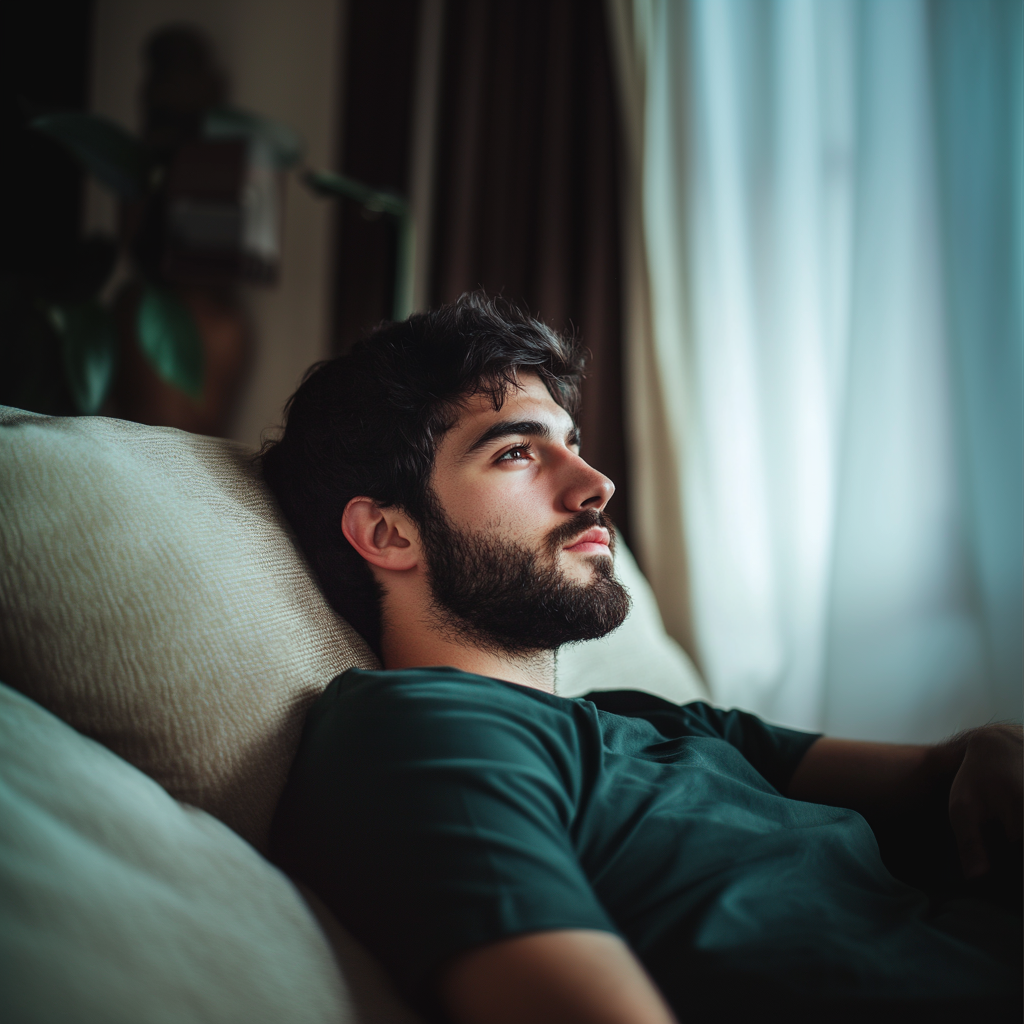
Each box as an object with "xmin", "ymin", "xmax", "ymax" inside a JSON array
[
  {"xmin": 678, "ymin": 702, "xmax": 821, "ymax": 793},
  {"xmin": 271, "ymin": 674, "xmax": 617, "ymax": 1010},
  {"xmin": 583, "ymin": 690, "xmax": 820, "ymax": 795}
]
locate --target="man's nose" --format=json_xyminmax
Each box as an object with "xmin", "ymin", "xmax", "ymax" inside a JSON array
[{"xmin": 561, "ymin": 453, "xmax": 615, "ymax": 512}]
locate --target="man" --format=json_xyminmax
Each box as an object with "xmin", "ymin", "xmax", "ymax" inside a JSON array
[{"xmin": 263, "ymin": 295, "xmax": 1021, "ymax": 1024}]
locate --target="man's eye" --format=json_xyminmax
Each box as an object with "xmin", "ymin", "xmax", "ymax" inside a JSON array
[{"xmin": 498, "ymin": 443, "xmax": 533, "ymax": 463}]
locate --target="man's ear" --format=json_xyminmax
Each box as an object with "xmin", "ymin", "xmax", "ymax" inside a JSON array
[{"xmin": 342, "ymin": 497, "xmax": 420, "ymax": 572}]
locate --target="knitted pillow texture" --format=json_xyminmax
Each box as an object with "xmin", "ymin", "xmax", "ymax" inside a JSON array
[
  {"xmin": 0, "ymin": 407, "xmax": 377, "ymax": 851},
  {"xmin": 556, "ymin": 542, "xmax": 706, "ymax": 704},
  {"xmin": 0, "ymin": 406, "xmax": 706, "ymax": 852}
]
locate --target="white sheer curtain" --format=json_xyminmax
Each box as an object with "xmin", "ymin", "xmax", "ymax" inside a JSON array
[{"xmin": 612, "ymin": 0, "xmax": 1022, "ymax": 740}]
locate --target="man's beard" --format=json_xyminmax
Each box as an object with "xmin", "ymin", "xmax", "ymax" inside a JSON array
[{"xmin": 418, "ymin": 504, "xmax": 631, "ymax": 656}]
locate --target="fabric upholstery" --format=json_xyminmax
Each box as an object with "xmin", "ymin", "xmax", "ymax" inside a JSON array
[
  {"xmin": 0, "ymin": 680, "xmax": 423, "ymax": 1024},
  {"xmin": 0, "ymin": 407, "xmax": 378, "ymax": 851},
  {"xmin": 556, "ymin": 542, "xmax": 706, "ymax": 703},
  {"xmin": 0, "ymin": 406, "xmax": 704, "ymax": 855}
]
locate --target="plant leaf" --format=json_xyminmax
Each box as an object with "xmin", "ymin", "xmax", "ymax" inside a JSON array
[
  {"xmin": 204, "ymin": 105, "xmax": 304, "ymax": 168},
  {"xmin": 136, "ymin": 285, "xmax": 204, "ymax": 399},
  {"xmin": 303, "ymin": 169, "xmax": 408, "ymax": 217},
  {"xmin": 32, "ymin": 112, "xmax": 150, "ymax": 200},
  {"xmin": 49, "ymin": 300, "xmax": 118, "ymax": 414}
]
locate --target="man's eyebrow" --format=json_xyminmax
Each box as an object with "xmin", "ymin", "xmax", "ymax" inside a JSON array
[{"xmin": 462, "ymin": 419, "xmax": 579, "ymax": 458}]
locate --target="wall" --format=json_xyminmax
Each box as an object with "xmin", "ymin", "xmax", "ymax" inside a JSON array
[{"xmin": 86, "ymin": 0, "xmax": 344, "ymax": 448}]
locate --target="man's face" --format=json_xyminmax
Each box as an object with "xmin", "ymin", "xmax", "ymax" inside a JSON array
[{"xmin": 419, "ymin": 374, "xmax": 631, "ymax": 654}]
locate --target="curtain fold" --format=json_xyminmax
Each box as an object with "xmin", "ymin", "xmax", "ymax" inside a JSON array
[
  {"xmin": 606, "ymin": 0, "xmax": 698, "ymax": 667},
  {"xmin": 430, "ymin": 0, "xmax": 632, "ymax": 539},
  {"xmin": 616, "ymin": 0, "xmax": 1022, "ymax": 739},
  {"xmin": 928, "ymin": 0, "xmax": 1024, "ymax": 733}
]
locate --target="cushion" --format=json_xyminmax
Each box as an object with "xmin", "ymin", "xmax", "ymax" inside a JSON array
[
  {"xmin": 0, "ymin": 680, "xmax": 423, "ymax": 1024},
  {"xmin": 556, "ymin": 542, "xmax": 706, "ymax": 703},
  {"xmin": 0, "ymin": 407, "xmax": 377, "ymax": 851},
  {"xmin": 0, "ymin": 407, "xmax": 704, "ymax": 855}
]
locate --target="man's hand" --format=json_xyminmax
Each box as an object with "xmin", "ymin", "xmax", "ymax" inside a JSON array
[
  {"xmin": 946, "ymin": 724, "xmax": 1023, "ymax": 878},
  {"xmin": 788, "ymin": 723, "xmax": 1024, "ymax": 881},
  {"xmin": 440, "ymin": 929, "xmax": 678, "ymax": 1024}
]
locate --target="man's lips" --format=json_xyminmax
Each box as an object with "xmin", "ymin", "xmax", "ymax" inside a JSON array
[{"xmin": 562, "ymin": 527, "xmax": 611, "ymax": 554}]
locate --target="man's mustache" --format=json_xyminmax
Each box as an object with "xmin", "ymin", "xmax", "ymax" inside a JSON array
[{"xmin": 546, "ymin": 510, "xmax": 617, "ymax": 554}]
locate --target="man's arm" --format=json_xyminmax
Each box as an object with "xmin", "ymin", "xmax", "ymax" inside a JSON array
[
  {"xmin": 787, "ymin": 724, "xmax": 1023, "ymax": 878},
  {"xmin": 440, "ymin": 929, "xmax": 678, "ymax": 1024}
]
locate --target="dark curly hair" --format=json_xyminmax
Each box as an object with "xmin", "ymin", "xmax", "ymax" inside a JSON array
[{"xmin": 259, "ymin": 293, "xmax": 585, "ymax": 656}]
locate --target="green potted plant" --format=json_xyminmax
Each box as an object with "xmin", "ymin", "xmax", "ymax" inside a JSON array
[{"xmin": 4, "ymin": 25, "xmax": 412, "ymax": 428}]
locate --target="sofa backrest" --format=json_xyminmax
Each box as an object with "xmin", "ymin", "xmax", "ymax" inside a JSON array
[
  {"xmin": 0, "ymin": 408, "xmax": 377, "ymax": 850},
  {"xmin": 0, "ymin": 407, "xmax": 705, "ymax": 851}
]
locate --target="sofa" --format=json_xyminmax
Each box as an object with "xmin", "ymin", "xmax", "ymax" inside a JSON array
[{"xmin": 0, "ymin": 405, "xmax": 706, "ymax": 1023}]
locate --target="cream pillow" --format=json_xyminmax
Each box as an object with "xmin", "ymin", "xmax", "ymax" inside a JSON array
[
  {"xmin": 0, "ymin": 681, "xmax": 423, "ymax": 1024},
  {"xmin": 556, "ymin": 542, "xmax": 706, "ymax": 704},
  {"xmin": 0, "ymin": 406, "xmax": 704, "ymax": 857},
  {"xmin": 0, "ymin": 407, "xmax": 377, "ymax": 851}
]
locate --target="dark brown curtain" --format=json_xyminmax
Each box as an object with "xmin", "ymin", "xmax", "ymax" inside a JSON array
[
  {"xmin": 430, "ymin": 0, "xmax": 630, "ymax": 540},
  {"xmin": 330, "ymin": 0, "xmax": 420, "ymax": 351},
  {"xmin": 332, "ymin": 0, "xmax": 630, "ymax": 540}
]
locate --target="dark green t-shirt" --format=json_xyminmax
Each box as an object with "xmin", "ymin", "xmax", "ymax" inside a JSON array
[{"xmin": 271, "ymin": 667, "xmax": 1020, "ymax": 1022}]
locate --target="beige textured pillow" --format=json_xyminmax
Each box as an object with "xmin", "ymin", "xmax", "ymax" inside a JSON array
[
  {"xmin": 556, "ymin": 542, "xmax": 707, "ymax": 704},
  {"xmin": 0, "ymin": 681, "xmax": 423, "ymax": 1024},
  {"xmin": 0, "ymin": 407, "xmax": 377, "ymax": 851}
]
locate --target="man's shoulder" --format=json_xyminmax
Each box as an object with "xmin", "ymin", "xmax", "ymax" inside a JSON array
[
  {"xmin": 318, "ymin": 665, "xmax": 567, "ymax": 713},
  {"xmin": 300, "ymin": 666, "xmax": 586, "ymax": 763}
]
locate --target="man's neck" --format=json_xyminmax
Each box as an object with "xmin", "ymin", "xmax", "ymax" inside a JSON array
[{"xmin": 380, "ymin": 616, "xmax": 556, "ymax": 693}]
